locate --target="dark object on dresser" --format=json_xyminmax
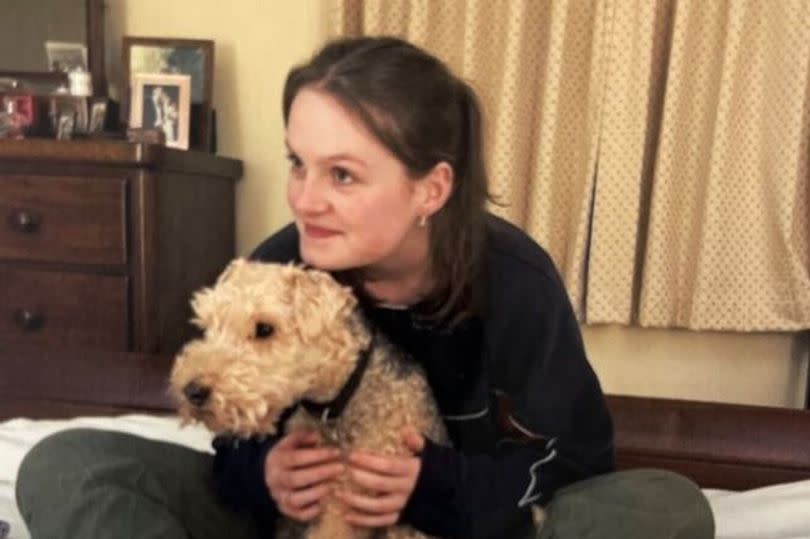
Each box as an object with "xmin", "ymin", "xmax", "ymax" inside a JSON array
[{"xmin": 0, "ymin": 139, "xmax": 241, "ymax": 359}]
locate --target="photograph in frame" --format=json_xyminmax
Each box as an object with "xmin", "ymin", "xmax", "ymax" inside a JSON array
[
  {"xmin": 129, "ymin": 72, "xmax": 191, "ymax": 150},
  {"xmin": 45, "ymin": 41, "xmax": 88, "ymax": 73},
  {"xmin": 48, "ymin": 95, "xmax": 88, "ymax": 135},
  {"xmin": 56, "ymin": 112, "xmax": 75, "ymax": 140},
  {"xmin": 88, "ymin": 98, "xmax": 108, "ymax": 134},
  {"xmin": 122, "ymin": 37, "xmax": 213, "ymax": 150}
]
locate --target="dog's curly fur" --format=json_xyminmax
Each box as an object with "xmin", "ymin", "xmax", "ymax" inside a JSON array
[{"xmin": 170, "ymin": 259, "xmax": 448, "ymax": 539}]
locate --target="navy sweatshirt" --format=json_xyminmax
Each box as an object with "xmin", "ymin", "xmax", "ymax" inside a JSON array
[{"xmin": 212, "ymin": 213, "xmax": 614, "ymax": 539}]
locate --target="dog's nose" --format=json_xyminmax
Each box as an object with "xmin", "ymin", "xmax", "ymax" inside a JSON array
[{"xmin": 183, "ymin": 381, "xmax": 211, "ymax": 407}]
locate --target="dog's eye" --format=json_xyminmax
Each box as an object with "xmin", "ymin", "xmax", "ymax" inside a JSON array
[{"xmin": 255, "ymin": 322, "xmax": 274, "ymax": 339}]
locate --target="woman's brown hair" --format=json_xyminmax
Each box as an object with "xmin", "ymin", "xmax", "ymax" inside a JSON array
[{"xmin": 283, "ymin": 36, "xmax": 490, "ymax": 324}]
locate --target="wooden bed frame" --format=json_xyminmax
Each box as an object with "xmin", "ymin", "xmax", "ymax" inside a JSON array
[
  {"xmin": 608, "ymin": 395, "xmax": 810, "ymax": 490},
  {"xmin": 2, "ymin": 343, "xmax": 809, "ymax": 491}
]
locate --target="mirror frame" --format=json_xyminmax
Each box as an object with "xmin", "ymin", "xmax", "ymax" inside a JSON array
[{"xmin": 0, "ymin": 0, "xmax": 106, "ymax": 96}]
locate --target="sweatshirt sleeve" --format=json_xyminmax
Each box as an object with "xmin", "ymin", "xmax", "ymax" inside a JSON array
[
  {"xmin": 401, "ymin": 261, "xmax": 614, "ymax": 539},
  {"xmin": 211, "ymin": 435, "xmax": 280, "ymax": 525}
]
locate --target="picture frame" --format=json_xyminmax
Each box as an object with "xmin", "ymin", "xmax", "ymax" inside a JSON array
[
  {"xmin": 45, "ymin": 41, "xmax": 89, "ymax": 73},
  {"xmin": 88, "ymin": 97, "xmax": 108, "ymax": 134},
  {"xmin": 56, "ymin": 112, "xmax": 76, "ymax": 140},
  {"xmin": 122, "ymin": 36, "xmax": 214, "ymax": 151},
  {"xmin": 48, "ymin": 95, "xmax": 88, "ymax": 136},
  {"xmin": 129, "ymin": 72, "xmax": 191, "ymax": 150}
]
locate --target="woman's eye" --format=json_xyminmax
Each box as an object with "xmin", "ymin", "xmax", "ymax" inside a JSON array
[
  {"xmin": 286, "ymin": 154, "xmax": 304, "ymax": 173},
  {"xmin": 255, "ymin": 322, "xmax": 274, "ymax": 339},
  {"xmin": 332, "ymin": 167, "xmax": 353, "ymax": 185}
]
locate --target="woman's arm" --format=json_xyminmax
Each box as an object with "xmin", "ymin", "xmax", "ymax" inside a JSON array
[
  {"xmin": 401, "ymin": 421, "xmax": 611, "ymax": 538},
  {"xmin": 212, "ymin": 435, "xmax": 279, "ymax": 520},
  {"xmin": 346, "ymin": 266, "xmax": 614, "ymax": 538}
]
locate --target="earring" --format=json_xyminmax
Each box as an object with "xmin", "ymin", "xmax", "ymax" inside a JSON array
[{"xmin": 419, "ymin": 215, "xmax": 428, "ymax": 227}]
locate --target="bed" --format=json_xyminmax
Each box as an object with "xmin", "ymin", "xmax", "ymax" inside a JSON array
[{"xmin": 2, "ymin": 343, "xmax": 810, "ymax": 539}]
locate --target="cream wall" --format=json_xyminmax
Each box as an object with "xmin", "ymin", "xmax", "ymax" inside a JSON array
[
  {"xmin": 583, "ymin": 326, "xmax": 808, "ymax": 407},
  {"xmin": 106, "ymin": 0, "xmax": 330, "ymax": 253},
  {"xmin": 105, "ymin": 1, "xmax": 809, "ymax": 409}
]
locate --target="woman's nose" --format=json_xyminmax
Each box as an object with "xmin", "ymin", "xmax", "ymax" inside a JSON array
[{"xmin": 290, "ymin": 175, "xmax": 329, "ymax": 214}]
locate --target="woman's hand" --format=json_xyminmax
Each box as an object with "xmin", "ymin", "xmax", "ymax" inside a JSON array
[
  {"xmin": 265, "ymin": 430, "xmax": 344, "ymax": 522},
  {"xmin": 338, "ymin": 427, "xmax": 425, "ymax": 528}
]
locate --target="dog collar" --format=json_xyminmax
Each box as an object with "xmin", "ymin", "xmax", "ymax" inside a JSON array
[{"xmin": 300, "ymin": 333, "xmax": 375, "ymax": 423}]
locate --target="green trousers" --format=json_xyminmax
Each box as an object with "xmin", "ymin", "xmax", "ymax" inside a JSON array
[{"xmin": 16, "ymin": 429, "xmax": 714, "ymax": 539}]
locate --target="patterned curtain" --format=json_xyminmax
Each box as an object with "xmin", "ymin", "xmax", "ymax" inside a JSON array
[{"xmin": 329, "ymin": 0, "xmax": 810, "ymax": 332}]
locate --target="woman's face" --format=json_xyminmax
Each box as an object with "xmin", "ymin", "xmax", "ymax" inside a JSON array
[{"xmin": 286, "ymin": 87, "xmax": 428, "ymax": 273}]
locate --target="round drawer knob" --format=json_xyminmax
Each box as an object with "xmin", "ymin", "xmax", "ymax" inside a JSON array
[
  {"xmin": 13, "ymin": 309, "xmax": 45, "ymax": 331},
  {"xmin": 9, "ymin": 210, "xmax": 42, "ymax": 234}
]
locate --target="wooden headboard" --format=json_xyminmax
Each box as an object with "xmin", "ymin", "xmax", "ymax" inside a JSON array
[
  {"xmin": 2, "ymin": 344, "xmax": 810, "ymax": 491},
  {"xmin": 608, "ymin": 395, "xmax": 810, "ymax": 490}
]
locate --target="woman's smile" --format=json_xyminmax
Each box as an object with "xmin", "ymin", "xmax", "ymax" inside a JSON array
[{"xmin": 303, "ymin": 223, "xmax": 341, "ymax": 239}]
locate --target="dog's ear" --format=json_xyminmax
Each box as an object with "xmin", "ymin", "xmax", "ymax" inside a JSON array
[
  {"xmin": 287, "ymin": 267, "xmax": 357, "ymax": 342},
  {"xmin": 216, "ymin": 258, "xmax": 248, "ymax": 285},
  {"xmin": 190, "ymin": 258, "xmax": 248, "ymax": 329}
]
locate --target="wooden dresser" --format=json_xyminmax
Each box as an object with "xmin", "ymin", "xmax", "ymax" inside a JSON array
[{"xmin": 0, "ymin": 139, "xmax": 241, "ymax": 372}]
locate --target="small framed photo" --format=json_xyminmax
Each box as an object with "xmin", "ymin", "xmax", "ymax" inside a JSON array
[
  {"xmin": 45, "ymin": 41, "xmax": 88, "ymax": 73},
  {"xmin": 56, "ymin": 112, "xmax": 76, "ymax": 140},
  {"xmin": 129, "ymin": 73, "xmax": 191, "ymax": 150},
  {"xmin": 48, "ymin": 95, "xmax": 88, "ymax": 135},
  {"xmin": 88, "ymin": 98, "xmax": 108, "ymax": 134},
  {"xmin": 122, "ymin": 37, "xmax": 214, "ymax": 151}
]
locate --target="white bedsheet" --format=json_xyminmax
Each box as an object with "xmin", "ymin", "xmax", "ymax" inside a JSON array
[
  {"xmin": 1, "ymin": 415, "xmax": 809, "ymax": 539},
  {"xmin": 704, "ymin": 482, "xmax": 810, "ymax": 539}
]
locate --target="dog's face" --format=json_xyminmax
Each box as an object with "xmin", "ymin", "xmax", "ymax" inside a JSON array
[{"xmin": 170, "ymin": 260, "xmax": 365, "ymax": 437}]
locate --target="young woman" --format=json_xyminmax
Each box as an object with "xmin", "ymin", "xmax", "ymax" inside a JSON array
[{"xmin": 17, "ymin": 37, "xmax": 713, "ymax": 539}]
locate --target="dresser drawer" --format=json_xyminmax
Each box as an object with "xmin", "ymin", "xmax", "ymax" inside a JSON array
[
  {"xmin": 0, "ymin": 266, "xmax": 129, "ymax": 350},
  {"xmin": 0, "ymin": 175, "xmax": 127, "ymax": 266}
]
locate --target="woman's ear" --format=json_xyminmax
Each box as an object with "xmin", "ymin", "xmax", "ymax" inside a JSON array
[{"xmin": 417, "ymin": 161, "xmax": 454, "ymax": 218}]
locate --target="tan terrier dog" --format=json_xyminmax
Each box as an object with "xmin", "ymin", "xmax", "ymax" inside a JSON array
[{"xmin": 170, "ymin": 259, "xmax": 448, "ymax": 539}]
